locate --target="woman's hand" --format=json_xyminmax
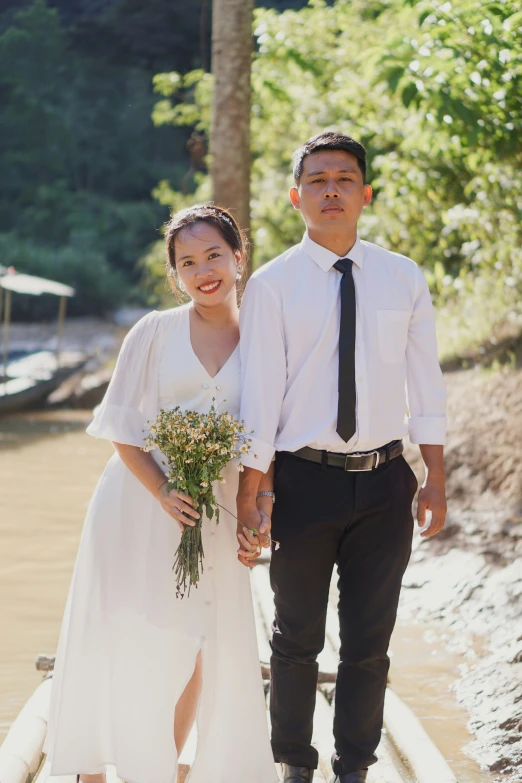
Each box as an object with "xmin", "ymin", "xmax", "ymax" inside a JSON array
[
  {"xmin": 156, "ymin": 482, "xmax": 200, "ymax": 532},
  {"xmin": 237, "ymin": 519, "xmax": 262, "ymax": 568}
]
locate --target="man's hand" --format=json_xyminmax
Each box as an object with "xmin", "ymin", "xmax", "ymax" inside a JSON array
[
  {"xmin": 236, "ymin": 506, "xmax": 264, "ymax": 568},
  {"xmin": 236, "ymin": 501, "xmax": 274, "ymax": 567},
  {"xmin": 417, "ymin": 476, "xmax": 447, "ymax": 537},
  {"xmin": 417, "ymin": 444, "xmax": 446, "ymax": 537}
]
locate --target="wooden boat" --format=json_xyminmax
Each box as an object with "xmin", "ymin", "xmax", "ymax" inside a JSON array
[
  {"xmin": 0, "ymin": 563, "xmax": 459, "ymax": 783},
  {"xmin": 0, "ymin": 271, "xmax": 88, "ymax": 413}
]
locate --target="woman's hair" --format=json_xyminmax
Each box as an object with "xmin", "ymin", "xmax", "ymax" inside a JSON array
[{"xmin": 164, "ymin": 203, "xmax": 248, "ymax": 299}]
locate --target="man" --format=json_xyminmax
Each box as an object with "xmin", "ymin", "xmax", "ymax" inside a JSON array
[{"xmin": 237, "ymin": 131, "xmax": 447, "ymax": 783}]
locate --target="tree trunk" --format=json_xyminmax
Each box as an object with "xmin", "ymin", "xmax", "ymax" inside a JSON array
[{"xmin": 210, "ymin": 0, "xmax": 253, "ymax": 273}]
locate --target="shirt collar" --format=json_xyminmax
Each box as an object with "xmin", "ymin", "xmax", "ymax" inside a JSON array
[{"xmin": 301, "ymin": 232, "xmax": 364, "ymax": 272}]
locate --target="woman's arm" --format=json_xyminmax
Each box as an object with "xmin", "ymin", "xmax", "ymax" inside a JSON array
[{"xmin": 113, "ymin": 443, "xmax": 200, "ymax": 531}]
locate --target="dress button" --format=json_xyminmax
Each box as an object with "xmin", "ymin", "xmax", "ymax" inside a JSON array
[
  {"xmin": 215, "ymin": 386, "xmax": 221, "ymax": 391},
  {"xmin": 205, "ymin": 600, "xmax": 212, "ymax": 607},
  {"xmin": 202, "ymin": 383, "xmax": 210, "ymax": 390}
]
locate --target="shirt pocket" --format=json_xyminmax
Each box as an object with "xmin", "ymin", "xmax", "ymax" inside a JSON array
[{"xmin": 377, "ymin": 310, "xmax": 410, "ymax": 364}]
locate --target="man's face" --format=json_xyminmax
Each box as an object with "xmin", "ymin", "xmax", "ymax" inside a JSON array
[{"xmin": 289, "ymin": 150, "xmax": 372, "ymax": 235}]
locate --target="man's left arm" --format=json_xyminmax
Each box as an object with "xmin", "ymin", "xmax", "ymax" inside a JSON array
[{"xmin": 406, "ymin": 267, "xmax": 448, "ymax": 537}]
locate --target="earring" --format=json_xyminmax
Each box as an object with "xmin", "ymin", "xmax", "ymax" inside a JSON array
[{"xmin": 236, "ymin": 270, "xmax": 242, "ymax": 280}]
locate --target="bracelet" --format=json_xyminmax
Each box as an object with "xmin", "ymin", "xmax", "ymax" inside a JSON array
[{"xmin": 256, "ymin": 490, "xmax": 275, "ymax": 503}]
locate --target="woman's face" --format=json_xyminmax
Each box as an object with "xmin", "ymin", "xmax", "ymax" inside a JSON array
[{"xmin": 173, "ymin": 221, "xmax": 241, "ymax": 306}]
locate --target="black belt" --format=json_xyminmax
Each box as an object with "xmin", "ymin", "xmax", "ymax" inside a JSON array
[{"xmin": 292, "ymin": 440, "xmax": 403, "ymax": 472}]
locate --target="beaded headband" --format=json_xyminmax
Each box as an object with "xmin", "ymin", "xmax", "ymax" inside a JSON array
[{"xmin": 205, "ymin": 206, "xmax": 236, "ymax": 230}]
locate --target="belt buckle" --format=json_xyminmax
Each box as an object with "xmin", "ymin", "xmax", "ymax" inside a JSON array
[{"xmin": 344, "ymin": 449, "xmax": 380, "ymax": 472}]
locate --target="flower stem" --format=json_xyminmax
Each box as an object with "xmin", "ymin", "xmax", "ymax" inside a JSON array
[{"xmin": 216, "ymin": 502, "xmax": 281, "ymax": 550}]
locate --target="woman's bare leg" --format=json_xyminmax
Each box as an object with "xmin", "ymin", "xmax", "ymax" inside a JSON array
[
  {"xmin": 174, "ymin": 650, "xmax": 203, "ymax": 755},
  {"xmin": 79, "ymin": 775, "xmax": 105, "ymax": 783}
]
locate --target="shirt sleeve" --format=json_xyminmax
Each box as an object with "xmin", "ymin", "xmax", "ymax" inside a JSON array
[
  {"xmin": 239, "ymin": 275, "xmax": 286, "ymax": 473},
  {"xmin": 406, "ymin": 268, "xmax": 447, "ymax": 445},
  {"xmin": 86, "ymin": 311, "xmax": 159, "ymax": 447}
]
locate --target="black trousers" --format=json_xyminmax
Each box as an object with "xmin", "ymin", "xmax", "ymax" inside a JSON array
[{"xmin": 269, "ymin": 450, "xmax": 417, "ymax": 774}]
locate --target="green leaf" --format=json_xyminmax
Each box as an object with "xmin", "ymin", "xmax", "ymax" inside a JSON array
[
  {"xmin": 452, "ymin": 100, "xmax": 478, "ymax": 127},
  {"xmin": 152, "ymin": 71, "xmax": 181, "ymax": 97},
  {"xmin": 206, "ymin": 504, "xmax": 214, "ymax": 520},
  {"xmin": 386, "ymin": 65, "xmax": 406, "ymax": 93},
  {"xmin": 187, "ymin": 481, "xmax": 199, "ymax": 499},
  {"xmin": 401, "ymin": 81, "xmax": 418, "ymax": 107},
  {"xmin": 505, "ymin": 9, "xmax": 522, "ymax": 27},
  {"xmin": 419, "ymin": 10, "xmax": 432, "ymax": 27}
]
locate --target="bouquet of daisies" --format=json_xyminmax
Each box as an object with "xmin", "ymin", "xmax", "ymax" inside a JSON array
[{"xmin": 143, "ymin": 404, "xmax": 254, "ymax": 598}]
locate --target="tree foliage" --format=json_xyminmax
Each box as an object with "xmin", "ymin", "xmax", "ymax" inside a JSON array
[
  {"xmin": 0, "ymin": 0, "xmax": 208, "ymax": 317},
  {"xmin": 150, "ymin": 0, "xmax": 522, "ymax": 357}
]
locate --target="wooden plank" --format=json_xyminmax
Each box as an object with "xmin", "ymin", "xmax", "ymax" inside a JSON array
[
  {"xmin": 384, "ymin": 688, "xmax": 457, "ymax": 783},
  {"xmin": 0, "ymin": 677, "xmax": 51, "ymax": 783}
]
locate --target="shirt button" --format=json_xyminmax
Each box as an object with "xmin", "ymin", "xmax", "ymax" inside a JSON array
[{"xmin": 202, "ymin": 383, "xmax": 210, "ymax": 390}]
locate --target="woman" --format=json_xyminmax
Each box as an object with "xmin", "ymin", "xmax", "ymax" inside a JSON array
[{"xmin": 44, "ymin": 205, "xmax": 278, "ymax": 783}]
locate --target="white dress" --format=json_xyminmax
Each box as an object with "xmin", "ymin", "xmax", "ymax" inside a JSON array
[{"xmin": 44, "ymin": 305, "xmax": 277, "ymax": 783}]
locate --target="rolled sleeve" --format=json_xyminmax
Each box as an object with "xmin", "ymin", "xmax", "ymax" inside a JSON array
[
  {"xmin": 408, "ymin": 415, "xmax": 446, "ymax": 445},
  {"xmin": 240, "ymin": 274, "xmax": 286, "ymax": 474},
  {"xmin": 406, "ymin": 269, "xmax": 447, "ymax": 445},
  {"xmin": 242, "ymin": 435, "xmax": 275, "ymax": 472}
]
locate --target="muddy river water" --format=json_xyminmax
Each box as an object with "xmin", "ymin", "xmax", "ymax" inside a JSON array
[{"xmin": 0, "ymin": 412, "xmax": 494, "ymax": 782}]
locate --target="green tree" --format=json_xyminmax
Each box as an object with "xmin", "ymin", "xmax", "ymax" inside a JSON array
[
  {"xmin": 149, "ymin": 0, "xmax": 522, "ymax": 358},
  {"xmin": 0, "ymin": 0, "xmax": 188, "ymax": 315}
]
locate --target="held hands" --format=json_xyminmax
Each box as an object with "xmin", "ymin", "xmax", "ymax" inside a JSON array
[
  {"xmin": 416, "ymin": 473, "xmax": 447, "ymax": 538},
  {"xmin": 156, "ymin": 481, "xmax": 200, "ymax": 532},
  {"xmin": 236, "ymin": 503, "xmax": 272, "ymax": 568}
]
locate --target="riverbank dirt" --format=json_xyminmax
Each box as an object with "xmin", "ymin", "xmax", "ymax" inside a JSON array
[{"xmin": 403, "ymin": 365, "xmax": 522, "ymax": 782}]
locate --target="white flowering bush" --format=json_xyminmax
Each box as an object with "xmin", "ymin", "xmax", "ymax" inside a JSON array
[{"xmin": 143, "ymin": 403, "xmax": 253, "ymax": 597}]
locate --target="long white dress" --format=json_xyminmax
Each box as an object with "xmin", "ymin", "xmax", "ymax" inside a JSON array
[{"xmin": 44, "ymin": 304, "xmax": 277, "ymax": 783}]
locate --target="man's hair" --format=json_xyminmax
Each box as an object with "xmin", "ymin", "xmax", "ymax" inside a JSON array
[{"xmin": 292, "ymin": 131, "xmax": 367, "ymax": 185}]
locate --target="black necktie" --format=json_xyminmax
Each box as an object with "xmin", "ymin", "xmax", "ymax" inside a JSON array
[{"xmin": 334, "ymin": 258, "xmax": 356, "ymax": 442}]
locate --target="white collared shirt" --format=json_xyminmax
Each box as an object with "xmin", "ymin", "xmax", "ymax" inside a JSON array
[{"xmin": 239, "ymin": 233, "xmax": 447, "ymax": 473}]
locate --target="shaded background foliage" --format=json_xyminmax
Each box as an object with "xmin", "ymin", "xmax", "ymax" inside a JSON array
[
  {"xmin": 0, "ymin": 0, "xmax": 306, "ymax": 317},
  {"xmin": 1, "ymin": 0, "xmax": 521, "ymax": 361}
]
